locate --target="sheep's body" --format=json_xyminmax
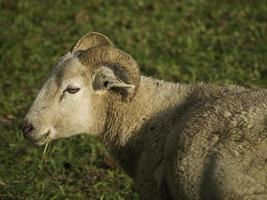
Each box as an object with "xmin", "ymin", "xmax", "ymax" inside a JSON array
[
  {"xmin": 23, "ymin": 32, "xmax": 267, "ymax": 199},
  {"xmin": 100, "ymin": 76, "xmax": 267, "ymax": 199}
]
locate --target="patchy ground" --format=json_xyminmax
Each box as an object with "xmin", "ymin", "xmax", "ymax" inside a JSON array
[{"xmin": 0, "ymin": 0, "xmax": 266, "ymax": 199}]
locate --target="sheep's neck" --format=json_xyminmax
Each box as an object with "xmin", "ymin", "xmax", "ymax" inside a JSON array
[{"xmin": 100, "ymin": 76, "xmax": 191, "ymax": 177}]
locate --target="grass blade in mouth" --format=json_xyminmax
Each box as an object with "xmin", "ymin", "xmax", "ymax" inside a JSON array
[
  {"xmin": 42, "ymin": 142, "xmax": 49, "ymax": 160},
  {"xmin": 40, "ymin": 133, "xmax": 51, "ymax": 168}
]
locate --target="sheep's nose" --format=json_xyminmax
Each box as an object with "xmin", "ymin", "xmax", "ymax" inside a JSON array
[{"xmin": 21, "ymin": 121, "xmax": 34, "ymax": 137}]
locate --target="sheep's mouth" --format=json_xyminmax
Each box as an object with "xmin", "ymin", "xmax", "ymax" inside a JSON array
[
  {"xmin": 27, "ymin": 130, "xmax": 51, "ymax": 146},
  {"xmin": 37, "ymin": 130, "xmax": 51, "ymax": 145}
]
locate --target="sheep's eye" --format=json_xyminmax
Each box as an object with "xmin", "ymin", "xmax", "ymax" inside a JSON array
[{"xmin": 65, "ymin": 87, "xmax": 80, "ymax": 94}]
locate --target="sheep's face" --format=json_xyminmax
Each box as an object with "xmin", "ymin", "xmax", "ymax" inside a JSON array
[
  {"xmin": 22, "ymin": 32, "xmax": 139, "ymax": 145},
  {"xmin": 22, "ymin": 53, "xmax": 100, "ymax": 145}
]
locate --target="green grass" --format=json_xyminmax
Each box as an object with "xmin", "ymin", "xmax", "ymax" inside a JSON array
[{"xmin": 0, "ymin": 0, "xmax": 266, "ymax": 199}]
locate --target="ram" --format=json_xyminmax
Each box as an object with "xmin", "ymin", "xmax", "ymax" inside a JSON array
[{"xmin": 22, "ymin": 32, "xmax": 267, "ymax": 200}]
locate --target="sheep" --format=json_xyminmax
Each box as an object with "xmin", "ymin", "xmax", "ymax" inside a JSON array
[{"xmin": 22, "ymin": 32, "xmax": 267, "ymax": 200}]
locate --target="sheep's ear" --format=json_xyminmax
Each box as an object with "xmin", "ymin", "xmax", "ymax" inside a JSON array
[
  {"xmin": 92, "ymin": 66, "xmax": 135, "ymax": 95},
  {"xmin": 72, "ymin": 32, "xmax": 114, "ymax": 53}
]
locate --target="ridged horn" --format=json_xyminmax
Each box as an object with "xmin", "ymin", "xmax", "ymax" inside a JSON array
[
  {"xmin": 72, "ymin": 32, "xmax": 114, "ymax": 53},
  {"xmin": 78, "ymin": 46, "xmax": 140, "ymax": 100}
]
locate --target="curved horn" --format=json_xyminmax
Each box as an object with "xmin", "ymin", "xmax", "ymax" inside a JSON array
[
  {"xmin": 72, "ymin": 32, "xmax": 114, "ymax": 53},
  {"xmin": 78, "ymin": 46, "xmax": 140, "ymax": 100}
]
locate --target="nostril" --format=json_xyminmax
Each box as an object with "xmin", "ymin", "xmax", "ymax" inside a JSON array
[{"xmin": 21, "ymin": 122, "xmax": 34, "ymax": 136}]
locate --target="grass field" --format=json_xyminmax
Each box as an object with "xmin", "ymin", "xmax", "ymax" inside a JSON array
[{"xmin": 0, "ymin": 0, "xmax": 266, "ymax": 199}]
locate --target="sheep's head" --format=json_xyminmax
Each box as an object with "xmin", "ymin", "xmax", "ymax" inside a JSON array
[{"xmin": 22, "ymin": 32, "xmax": 140, "ymax": 145}]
